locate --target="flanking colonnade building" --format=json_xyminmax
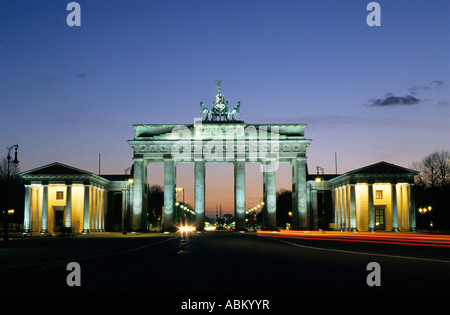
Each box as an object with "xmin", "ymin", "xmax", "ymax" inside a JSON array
[{"xmin": 20, "ymin": 85, "xmax": 418, "ymax": 234}]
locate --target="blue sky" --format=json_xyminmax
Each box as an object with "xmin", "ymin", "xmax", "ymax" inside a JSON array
[{"xmin": 1, "ymin": 0, "xmax": 449, "ymax": 214}]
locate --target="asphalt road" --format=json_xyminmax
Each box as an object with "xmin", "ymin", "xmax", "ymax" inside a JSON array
[{"xmin": 1, "ymin": 231, "xmax": 449, "ymax": 299}]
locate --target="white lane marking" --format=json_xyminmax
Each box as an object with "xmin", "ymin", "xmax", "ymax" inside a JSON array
[
  {"xmin": 0, "ymin": 236, "xmax": 179, "ymax": 271},
  {"xmin": 263, "ymin": 236, "xmax": 450, "ymax": 264}
]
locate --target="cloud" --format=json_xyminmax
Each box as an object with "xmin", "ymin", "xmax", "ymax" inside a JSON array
[
  {"xmin": 41, "ymin": 76, "xmax": 61, "ymax": 81},
  {"xmin": 432, "ymin": 80, "xmax": 445, "ymax": 89},
  {"xmin": 53, "ymin": 118, "xmax": 78, "ymax": 125},
  {"xmin": 409, "ymin": 85, "xmax": 430, "ymax": 95},
  {"xmin": 366, "ymin": 93, "xmax": 421, "ymax": 107}
]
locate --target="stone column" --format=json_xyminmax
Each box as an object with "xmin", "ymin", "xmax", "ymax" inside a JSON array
[
  {"xmin": 234, "ymin": 160, "xmax": 246, "ymax": 231},
  {"xmin": 23, "ymin": 185, "xmax": 32, "ymax": 233},
  {"xmin": 164, "ymin": 159, "xmax": 176, "ymax": 231},
  {"xmin": 368, "ymin": 183, "xmax": 375, "ymax": 232},
  {"xmin": 132, "ymin": 159, "xmax": 147, "ymax": 232},
  {"xmin": 342, "ymin": 186, "xmax": 347, "ymax": 231},
  {"xmin": 391, "ymin": 183, "xmax": 399, "ymax": 232},
  {"xmin": 398, "ymin": 185, "xmax": 405, "ymax": 230},
  {"xmin": 311, "ymin": 189, "xmax": 318, "ymax": 230},
  {"xmin": 195, "ymin": 160, "xmax": 206, "ymax": 231},
  {"xmin": 82, "ymin": 184, "xmax": 90, "ymax": 233},
  {"xmin": 40, "ymin": 184, "xmax": 48, "ymax": 234},
  {"xmin": 65, "ymin": 184, "xmax": 72, "ymax": 234},
  {"xmin": 333, "ymin": 187, "xmax": 339, "ymax": 230},
  {"xmin": 349, "ymin": 184, "xmax": 357, "ymax": 231},
  {"xmin": 409, "ymin": 183, "xmax": 416, "ymax": 231},
  {"xmin": 96, "ymin": 186, "xmax": 101, "ymax": 231},
  {"xmin": 292, "ymin": 157, "xmax": 308, "ymax": 229},
  {"xmin": 91, "ymin": 186, "xmax": 96, "ymax": 231},
  {"xmin": 337, "ymin": 187, "xmax": 342, "ymax": 231},
  {"xmin": 345, "ymin": 185, "xmax": 350, "ymax": 231},
  {"xmin": 263, "ymin": 161, "xmax": 276, "ymax": 230},
  {"xmin": 331, "ymin": 187, "xmax": 336, "ymax": 231},
  {"xmin": 101, "ymin": 188, "xmax": 105, "ymax": 231}
]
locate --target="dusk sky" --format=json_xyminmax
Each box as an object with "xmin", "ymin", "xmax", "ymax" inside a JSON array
[{"xmin": 1, "ymin": 0, "xmax": 449, "ymax": 215}]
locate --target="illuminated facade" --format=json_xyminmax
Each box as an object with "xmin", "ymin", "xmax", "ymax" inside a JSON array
[
  {"xmin": 308, "ymin": 162, "xmax": 418, "ymax": 232},
  {"xmin": 21, "ymin": 163, "xmax": 127, "ymax": 234}
]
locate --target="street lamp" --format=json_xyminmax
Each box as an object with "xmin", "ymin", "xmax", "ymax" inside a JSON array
[
  {"xmin": 418, "ymin": 205, "xmax": 433, "ymax": 232},
  {"xmin": 3, "ymin": 144, "xmax": 19, "ymax": 242}
]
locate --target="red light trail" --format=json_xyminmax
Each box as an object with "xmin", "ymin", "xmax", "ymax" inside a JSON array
[{"xmin": 257, "ymin": 231, "xmax": 450, "ymax": 248}]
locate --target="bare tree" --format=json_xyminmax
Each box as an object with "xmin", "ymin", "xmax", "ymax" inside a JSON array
[
  {"xmin": 0, "ymin": 156, "xmax": 21, "ymax": 183},
  {"xmin": 412, "ymin": 150, "xmax": 450, "ymax": 189}
]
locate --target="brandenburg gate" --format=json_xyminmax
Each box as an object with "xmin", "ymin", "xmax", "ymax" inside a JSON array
[{"xmin": 128, "ymin": 82, "xmax": 312, "ymax": 232}]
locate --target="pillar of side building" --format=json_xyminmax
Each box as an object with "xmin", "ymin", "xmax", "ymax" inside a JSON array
[
  {"xmin": 391, "ymin": 182, "xmax": 399, "ymax": 232},
  {"xmin": 292, "ymin": 157, "xmax": 308, "ymax": 229},
  {"xmin": 101, "ymin": 188, "xmax": 106, "ymax": 231},
  {"xmin": 163, "ymin": 158, "xmax": 176, "ymax": 232},
  {"xmin": 23, "ymin": 185, "xmax": 32, "ymax": 233},
  {"xmin": 194, "ymin": 160, "xmax": 206, "ymax": 231},
  {"xmin": 409, "ymin": 183, "xmax": 416, "ymax": 231},
  {"xmin": 40, "ymin": 184, "xmax": 48, "ymax": 234},
  {"xmin": 82, "ymin": 184, "xmax": 90, "ymax": 233},
  {"xmin": 349, "ymin": 184, "xmax": 357, "ymax": 231},
  {"xmin": 368, "ymin": 183, "xmax": 375, "ymax": 232},
  {"xmin": 234, "ymin": 160, "xmax": 246, "ymax": 231},
  {"xmin": 132, "ymin": 158, "xmax": 148, "ymax": 232},
  {"xmin": 64, "ymin": 184, "xmax": 72, "ymax": 234}
]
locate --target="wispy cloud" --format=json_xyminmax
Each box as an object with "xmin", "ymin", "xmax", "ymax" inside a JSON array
[
  {"xmin": 409, "ymin": 85, "xmax": 430, "ymax": 95},
  {"xmin": 41, "ymin": 76, "xmax": 62, "ymax": 81},
  {"xmin": 366, "ymin": 93, "xmax": 421, "ymax": 107},
  {"xmin": 432, "ymin": 80, "xmax": 445, "ymax": 89},
  {"xmin": 365, "ymin": 80, "xmax": 446, "ymax": 108},
  {"xmin": 53, "ymin": 118, "xmax": 78, "ymax": 125}
]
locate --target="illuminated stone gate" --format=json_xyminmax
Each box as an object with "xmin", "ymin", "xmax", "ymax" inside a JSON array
[{"xmin": 128, "ymin": 82, "xmax": 312, "ymax": 231}]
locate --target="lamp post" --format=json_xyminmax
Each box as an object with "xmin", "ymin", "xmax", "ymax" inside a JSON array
[
  {"xmin": 418, "ymin": 205, "xmax": 433, "ymax": 232},
  {"xmin": 3, "ymin": 144, "xmax": 19, "ymax": 242}
]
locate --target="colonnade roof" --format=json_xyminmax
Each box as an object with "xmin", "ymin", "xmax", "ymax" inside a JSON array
[
  {"xmin": 20, "ymin": 162, "xmax": 114, "ymax": 186},
  {"xmin": 327, "ymin": 161, "xmax": 418, "ymax": 185}
]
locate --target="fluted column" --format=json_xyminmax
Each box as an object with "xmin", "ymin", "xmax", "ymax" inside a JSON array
[
  {"xmin": 263, "ymin": 161, "xmax": 276, "ymax": 230},
  {"xmin": 132, "ymin": 159, "xmax": 148, "ymax": 232},
  {"xmin": 333, "ymin": 187, "xmax": 339, "ymax": 230},
  {"xmin": 391, "ymin": 183, "xmax": 399, "ymax": 232},
  {"xmin": 291, "ymin": 157, "xmax": 308, "ymax": 229},
  {"xmin": 194, "ymin": 160, "xmax": 205, "ymax": 231},
  {"xmin": 101, "ymin": 188, "xmax": 105, "ymax": 231},
  {"xmin": 349, "ymin": 184, "xmax": 357, "ymax": 231},
  {"xmin": 409, "ymin": 183, "xmax": 416, "ymax": 231},
  {"xmin": 234, "ymin": 160, "xmax": 246, "ymax": 231},
  {"xmin": 23, "ymin": 185, "xmax": 32, "ymax": 233},
  {"xmin": 40, "ymin": 184, "xmax": 48, "ymax": 234},
  {"xmin": 163, "ymin": 159, "xmax": 176, "ymax": 231},
  {"xmin": 65, "ymin": 184, "xmax": 72, "ymax": 233},
  {"xmin": 368, "ymin": 183, "xmax": 375, "ymax": 232},
  {"xmin": 82, "ymin": 184, "xmax": 90, "ymax": 233}
]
